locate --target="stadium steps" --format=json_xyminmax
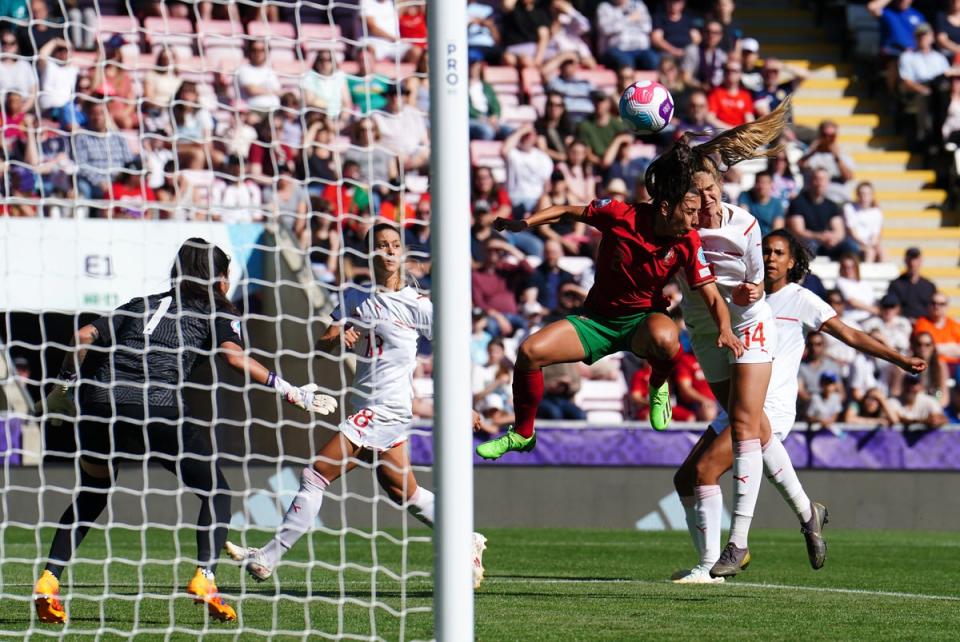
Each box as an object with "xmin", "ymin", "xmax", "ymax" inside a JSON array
[{"xmin": 741, "ymin": 0, "xmax": 960, "ymax": 306}]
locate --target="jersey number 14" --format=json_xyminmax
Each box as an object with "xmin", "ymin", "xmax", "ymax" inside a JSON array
[{"xmin": 742, "ymin": 322, "xmax": 766, "ymax": 349}]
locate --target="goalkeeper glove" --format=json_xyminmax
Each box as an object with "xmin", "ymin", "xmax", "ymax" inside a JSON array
[
  {"xmin": 268, "ymin": 372, "xmax": 337, "ymax": 415},
  {"xmin": 36, "ymin": 373, "xmax": 77, "ymax": 426}
]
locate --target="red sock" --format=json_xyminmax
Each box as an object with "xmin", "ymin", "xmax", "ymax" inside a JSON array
[
  {"xmin": 511, "ymin": 368, "xmax": 543, "ymax": 438},
  {"xmin": 648, "ymin": 351, "xmax": 681, "ymax": 389}
]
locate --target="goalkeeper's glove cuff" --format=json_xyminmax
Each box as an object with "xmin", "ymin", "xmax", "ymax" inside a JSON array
[{"xmin": 267, "ymin": 371, "xmax": 294, "ymax": 395}]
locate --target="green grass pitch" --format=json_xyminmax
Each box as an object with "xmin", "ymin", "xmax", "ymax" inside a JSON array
[{"xmin": 0, "ymin": 526, "xmax": 958, "ymax": 640}]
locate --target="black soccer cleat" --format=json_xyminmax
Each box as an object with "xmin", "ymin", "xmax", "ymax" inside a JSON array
[
  {"xmin": 801, "ymin": 502, "xmax": 829, "ymax": 570},
  {"xmin": 710, "ymin": 542, "xmax": 751, "ymax": 578}
]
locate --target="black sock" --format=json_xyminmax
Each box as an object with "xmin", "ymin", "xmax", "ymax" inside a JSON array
[{"xmin": 45, "ymin": 467, "xmax": 112, "ymax": 578}]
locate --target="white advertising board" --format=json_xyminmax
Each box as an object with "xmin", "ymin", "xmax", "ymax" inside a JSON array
[{"xmin": 0, "ymin": 219, "xmax": 265, "ymax": 313}]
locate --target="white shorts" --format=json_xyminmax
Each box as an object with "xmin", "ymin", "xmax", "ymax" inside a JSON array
[
  {"xmin": 337, "ymin": 407, "xmax": 410, "ymax": 452},
  {"xmin": 689, "ymin": 316, "xmax": 778, "ymax": 384},
  {"xmin": 707, "ymin": 404, "xmax": 796, "ymax": 440}
]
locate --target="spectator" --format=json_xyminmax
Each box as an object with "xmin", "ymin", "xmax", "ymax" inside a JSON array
[
  {"xmin": 35, "ymin": 39, "xmax": 75, "ymax": 120},
  {"xmin": 887, "ymin": 373, "xmax": 948, "ymax": 429},
  {"xmin": 797, "ymin": 331, "xmax": 842, "ymax": 408},
  {"xmin": 472, "ymin": 337, "xmax": 516, "ymax": 424},
  {"xmin": 535, "ymin": 170, "xmax": 589, "ymax": 255},
  {"xmin": 342, "ymin": 116, "xmax": 400, "ymax": 206},
  {"xmin": 835, "ymin": 253, "xmax": 879, "ymax": 323},
  {"xmin": 373, "ymin": 84, "xmax": 430, "ymax": 171},
  {"xmin": 797, "ymin": 120, "xmax": 854, "ymax": 204},
  {"xmin": 398, "ymin": 1, "xmax": 427, "ymax": 67},
  {"xmin": 405, "ymin": 195, "xmax": 432, "ymax": 257},
  {"xmin": 628, "ymin": 360, "xmax": 653, "ymax": 419},
  {"xmin": 863, "ymin": 294, "xmax": 914, "ymax": 355},
  {"xmin": 471, "ymin": 236, "xmax": 532, "ymax": 336},
  {"xmin": 596, "ymin": 0, "xmax": 657, "ymax": 71},
  {"xmin": 739, "ymin": 38, "xmax": 762, "ymax": 92},
  {"xmin": 895, "ymin": 331, "xmax": 951, "ymax": 404},
  {"xmin": 248, "ymin": 112, "xmax": 298, "ymax": 182},
  {"xmin": 768, "ymin": 148, "xmax": 799, "ymax": 207},
  {"xmin": 19, "ymin": 0, "xmax": 63, "ymax": 56},
  {"xmin": 470, "ymin": 307, "xmax": 493, "ymax": 365},
  {"xmin": 942, "ymin": 76, "xmax": 960, "ymax": 143},
  {"xmin": 557, "ymin": 140, "xmax": 596, "ymax": 203},
  {"xmin": 526, "ymin": 238, "xmax": 576, "ymax": 311},
  {"xmin": 843, "ymin": 387, "xmax": 897, "ymax": 426},
  {"xmin": 467, "ymin": 1, "xmax": 503, "ymax": 64},
  {"xmin": 378, "ymin": 177, "xmax": 415, "ymax": 224},
  {"xmin": 575, "ymin": 92, "xmax": 627, "ymax": 165},
  {"xmin": 309, "ymin": 200, "xmax": 341, "ymax": 284},
  {"xmin": 471, "ymin": 165, "xmax": 513, "ymax": 221},
  {"xmin": 753, "ymin": 57, "xmax": 807, "ymax": 117},
  {"xmin": 322, "ymin": 159, "xmax": 370, "ymax": 219},
  {"xmin": 210, "ymin": 155, "xmax": 264, "ymax": 223},
  {"xmin": 603, "ymin": 176, "xmax": 629, "ymax": 201},
  {"xmin": 536, "ymin": 91, "xmax": 576, "ymax": 162},
  {"xmin": 467, "ymin": 57, "xmax": 506, "ymax": 141},
  {"xmin": 841, "ymin": 182, "xmax": 884, "ymax": 262},
  {"xmin": 944, "ymin": 385, "xmax": 960, "ymax": 423},
  {"xmin": 236, "ymin": 39, "xmax": 281, "ymax": 112},
  {"xmin": 688, "ymin": 20, "xmax": 728, "ymax": 90},
  {"xmin": 787, "ymin": 168, "xmax": 857, "ymax": 258},
  {"xmin": 72, "ymin": 101, "xmax": 134, "ymax": 201},
  {"xmin": 603, "ymin": 132, "xmax": 651, "ymax": 196},
  {"xmin": 303, "ymin": 118, "xmax": 338, "ymax": 191},
  {"xmin": 736, "ymin": 171, "xmax": 784, "ymax": 235},
  {"xmin": 0, "ymin": 29, "xmax": 36, "ymax": 109},
  {"xmin": 935, "ymin": 0, "xmax": 960, "ymax": 58},
  {"xmin": 542, "ymin": 0, "xmax": 595, "ymax": 69},
  {"xmin": 651, "ymin": 0, "xmax": 700, "ymax": 61},
  {"xmin": 501, "ymin": 0, "xmax": 551, "ymax": 69},
  {"xmin": 707, "ymin": 61, "xmax": 754, "ymax": 128},
  {"xmin": 657, "ymin": 55, "xmax": 691, "ymax": 108},
  {"xmin": 1, "ymin": 166, "xmax": 38, "ymax": 217},
  {"xmin": 886, "ymin": 247, "xmax": 937, "ymax": 319},
  {"xmin": 898, "ymin": 23, "xmax": 959, "ymax": 145},
  {"xmin": 545, "ymin": 55, "xmax": 596, "ymax": 123},
  {"xmin": 672, "ymin": 347, "xmax": 718, "ymax": 422},
  {"xmin": 301, "ymin": 49, "xmax": 352, "ymax": 121},
  {"xmin": 539, "ymin": 361, "xmax": 586, "ymax": 419},
  {"xmin": 913, "ymin": 292, "xmax": 960, "ymax": 367},
  {"xmin": 406, "ymin": 51, "xmax": 431, "ymax": 113},
  {"xmin": 675, "ymin": 88, "xmax": 712, "ymax": 141},
  {"xmin": 264, "ymin": 169, "xmax": 310, "ymax": 246},
  {"xmin": 709, "ymin": 0, "xmax": 742, "ymax": 54},
  {"xmin": 502, "ymin": 124, "xmax": 553, "ymax": 224},
  {"xmin": 804, "ymin": 372, "xmax": 844, "ymax": 428},
  {"xmin": 360, "ymin": 0, "xmax": 410, "ymax": 61},
  {"xmin": 348, "ymin": 47, "xmax": 391, "ymax": 115},
  {"xmin": 171, "ymin": 81, "xmax": 216, "ymax": 170},
  {"xmin": 108, "ymin": 158, "xmax": 156, "ymax": 219},
  {"xmin": 870, "ymin": 0, "xmax": 925, "ymax": 56}
]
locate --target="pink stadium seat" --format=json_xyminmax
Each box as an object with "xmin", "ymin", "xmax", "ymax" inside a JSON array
[
  {"xmin": 530, "ymin": 93, "xmax": 546, "ymax": 116},
  {"xmin": 204, "ymin": 47, "xmax": 245, "ymax": 71},
  {"xmin": 484, "ymin": 66, "xmax": 519, "ymax": 91},
  {"xmin": 521, "ymin": 67, "xmax": 544, "ymax": 99},
  {"xmin": 627, "ymin": 143, "xmax": 657, "ymax": 160},
  {"xmin": 195, "ymin": 19, "xmax": 243, "ymax": 37},
  {"xmin": 267, "ymin": 48, "xmax": 298, "ymax": 64},
  {"xmin": 299, "ymin": 24, "xmax": 346, "ymax": 56},
  {"xmin": 501, "ymin": 104, "xmax": 537, "ymax": 128},
  {"xmin": 574, "ymin": 67, "xmax": 617, "ymax": 94},
  {"xmin": 201, "ymin": 33, "xmax": 246, "ymax": 54},
  {"xmin": 143, "ymin": 17, "xmax": 194, "ymax": 46},
  {"xmin": 470, "ymin": 140, "xmax": 504, "ymax": 168},
  {"xmin": 249, "ymin": 21, "xmax": 296, "ymax": 40},
  {"xmin": 373, "ymin": 62, "xmax": 416, "ymax": 80}
]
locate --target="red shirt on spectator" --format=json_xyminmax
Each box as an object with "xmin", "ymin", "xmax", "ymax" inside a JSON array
[
  {"xmin": 629, "ymin": 364, "xmax": 652, "ymax": 420},
  {"xmin": 380, "ymin": 200, "xmax": 415, "ymax": 223},
  {"xmin": 108, "ymin": 181, "xmax": 157, "ymax": 218},
  {"xmin": 471, "ymin": 186, "xmax": 512, "ymax": 215},
  {"xmin": 673, "ymin": 351, "xmax": 715, "ymax": 404},
  {"xmin": 707, "ymin": 87, "xmax": 754, "ymax": 127},
  {"xmin": 399, "ymin": 9, "xmax": 427, "ymax": 44},
  {"xmin": 581, "ymin": 198, "xmax": 714, "ymax": 317}
]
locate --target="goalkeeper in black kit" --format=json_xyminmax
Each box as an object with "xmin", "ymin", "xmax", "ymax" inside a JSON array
[{"xmin": 33, "ymin": 238, "xmax": 337, "ymax": 624}]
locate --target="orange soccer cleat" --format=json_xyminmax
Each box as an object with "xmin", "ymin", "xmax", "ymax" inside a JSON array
[
  {"xmin": 34, "ymin": 570, "xmax": 66, "ymax": 624},
  {"xmin": 186, "ymin": 568, "xmax": 236, "ymax": 622}
]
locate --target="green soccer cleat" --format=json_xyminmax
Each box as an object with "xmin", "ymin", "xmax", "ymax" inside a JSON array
[
  {"xmin": 649, "ymin": 381, "xmax": 673, "ymax": 431},
  {"xmin": 476, "ymin": 425, "xmax": 537, "ymax": 460}
]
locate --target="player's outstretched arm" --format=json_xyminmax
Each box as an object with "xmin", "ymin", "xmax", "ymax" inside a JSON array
[
  {"xmin": 219, "ymin": 340, "xmax": 337, "ymax": 415},
  {"xmin": 492, "ymin": 204, "xmax": 586, "ymax": 233},
  {"xmin": 821, "ymin": 318, "xmax": 926, "ymax": 374},
  {"xmin": 697, "ymin": 282, "xmax": 745, "ymax": 358},
  {"xmin": 35, "ymin": 323, "xmax": 101, "ymax": 423}
]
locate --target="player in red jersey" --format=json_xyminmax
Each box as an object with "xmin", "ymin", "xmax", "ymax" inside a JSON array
[{"xmin": 476, "ymin": 144, "xmax": 745, "ymax": 460}]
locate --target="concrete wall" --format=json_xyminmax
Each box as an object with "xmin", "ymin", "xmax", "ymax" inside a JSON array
[{"xmin": 4, "ymin": 465, "xmax": 959, "ymax": 532}]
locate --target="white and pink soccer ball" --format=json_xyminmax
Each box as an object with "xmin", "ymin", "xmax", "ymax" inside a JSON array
[{"xmin": 618, "ymin": 80, "xmax": 675, "ymax": 134}]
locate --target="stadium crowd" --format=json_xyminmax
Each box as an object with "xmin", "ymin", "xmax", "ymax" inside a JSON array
[{"xmin": 0, "ymin": 0, "xmax": 958, "ymax": 430}]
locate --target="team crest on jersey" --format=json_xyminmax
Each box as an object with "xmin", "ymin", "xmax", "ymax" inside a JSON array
[
  {"xmin": 697, "ymin": 247, "xmax": 707, "ymax": 266},
  {"xmin": 230, "ymin": 320, "xmax": 242, "ymax": 338},
  {"xmin": 592, "ymin": 198, "xmax": 611, "ymax": 209},
  {"xmin": 661, "ymin": 248, "xmax": 676, "ymax": 266}
]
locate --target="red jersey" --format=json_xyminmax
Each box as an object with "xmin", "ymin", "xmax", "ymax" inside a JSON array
[
  {"xmin": 581, "ymin": 199, "xmax": 714, "ymax": 316},
  {"xmin": 673, "ymin": 351, "xmax": 715, "ymax": 402},
  {"xmin": 707, "ymin": 87, "xmax": 754, "ymax": 127}
]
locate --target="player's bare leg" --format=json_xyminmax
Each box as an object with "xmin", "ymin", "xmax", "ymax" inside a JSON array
[
  {"xmin": 630, "ymin": 313, "xmax": 682, "ymax": 431},
  {"xmin": 711, "ymin": 363, "xmax": 772, "ymax": 578},
  {"xmin": 226, "ymin": 434, "xmax": 363, "ymax": 581},
  {"xmin": 476, "ymin": 320, "xmax": 585, "ymax": 460}
]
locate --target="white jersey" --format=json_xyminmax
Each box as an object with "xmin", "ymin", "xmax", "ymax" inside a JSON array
[
  {"xmin": 679, "ymin": 203, "xmax": 771, "ymax": 334},
  {"xmin": 764, "ymin": 283, "xmax": 837, "ymax": 434},
  {"xmin": 336, "ymin": 286, "xmax": 432, "ymax": 428}
]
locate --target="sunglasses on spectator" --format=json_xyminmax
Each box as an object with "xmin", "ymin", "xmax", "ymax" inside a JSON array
[
  {"xmin": 2, "ymin": 39, "xmax": 16, "ymax": 47},
  {"xmin": 932, "ymin": 300, "xmax": 949, "ymax": 307},
  {"xmin": 708, "ymin": 28, "xmax": 723, "ymax": 35},
  {"xmin": 548, "ymin": 100, "xmax": 564, "ymax": 107},
  {"xmin": 915, "ymin": 340, "xmax": 934, "ymax": 348},
  {"xmin": 808, "ymin": 339, "xmax": 824, "ymax": 346}
]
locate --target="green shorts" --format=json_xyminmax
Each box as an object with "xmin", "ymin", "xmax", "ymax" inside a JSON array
[{"xmin": 566, "ymin": 310, "xmax": 654, "ymax": 365}]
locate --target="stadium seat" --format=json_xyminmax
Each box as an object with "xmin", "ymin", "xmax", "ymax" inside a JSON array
[
  {"xmin": 575, "ymin": 378, "xmax": 627, "ymax": 424},
  {"xmin": 196, "ymin": 19, "xmax": 244, "ymax": 37},
  {"xmin": 469, "ymin": 140, "xmax": 504, "ymax": 168},
  {"xmin": 299, "ymin": 24, "xmax": 346, "ymax": 57},
  {"xmin": 373, "ymin": 62, "xmax": 417, "ymax": 81},
  {"xmin": 143, "ymin": 17, "xmax": 196, "ymax": 56},
  {"xmin": 520, "ymin": 67, "xmax": 544, "ymax": 100},
  {"xmin": 574, "ymin": 67, "xmax": 618, "ymax": 95},
  {"xmin": 249, "ymin": 21, "xmax": 297, "ymax": 40},
  {"xmin": 484, "ymin": 66, "xmax": 520, "ymax": 96},
  {"xmin": 501, "ymin": 104, "xmax": 537, "ymax": 128}
]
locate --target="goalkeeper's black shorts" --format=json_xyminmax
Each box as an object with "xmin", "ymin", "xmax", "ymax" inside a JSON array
[{"xmin": 77, "ymin": 402, "xmax": 215, "ymax": 468}]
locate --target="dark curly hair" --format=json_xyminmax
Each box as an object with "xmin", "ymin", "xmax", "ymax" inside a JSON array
[
  {"xmin": 764, "ymin": 228, "xmax": 810, "ymax": 284},
  {"xmin": 644, "ymin": 139, "xmax": 698, "ymax": 213}
]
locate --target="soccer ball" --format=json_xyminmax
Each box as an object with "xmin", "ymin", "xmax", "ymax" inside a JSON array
[{"xmin": 618, "ymin": 80, "xmax": 675, "ymax": 134}]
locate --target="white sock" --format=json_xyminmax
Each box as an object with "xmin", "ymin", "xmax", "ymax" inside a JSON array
[
  {"xmin": 679, "ymin": 495, "xmax": 704, "ymax": 562},
  {"xmin": 261, "ymin": 467, "xmax": 329, "ymax": 567},
  {"xmin": 762, "ymin": 436, "xmax": 813, "ymax": 523},
  {"xmin": 694, "ymin": 485, "xmax": 723, "ymax": 568},
  {"xmin": 729, "ymin": 439, "xmax": 763, "ymax": 549},
  {"xmin": 407, "ymin": 487, "xmax": 435, "ymax": 528}
]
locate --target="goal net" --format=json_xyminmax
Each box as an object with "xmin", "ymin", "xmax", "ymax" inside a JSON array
[{"xmin": 0, "ymin": 0, "xmax": 446, "ymax": 638}]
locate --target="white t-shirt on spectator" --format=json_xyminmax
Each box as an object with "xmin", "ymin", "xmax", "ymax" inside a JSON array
[
  {"xmin": 862, "ymin": 315, "xmax": 913, "ymax": 354},
  {"xmin": 842, "ymin": 202, "xmax": 883, "ymax": 247},
  {"xmin": 237, "ymin": 62, "xmax": 281, "ymax": 111},
  {"xmin": 40, "ymin": 60, "xmax": 77, "ymax": 110},
  {"xmin": 898, "ymin": 49, "xmax": 949, "ymax": 85},
  {"xmin": 835, "ymin": 276, "xmax": 877, "ymax": 324},
  {"xmin": 373, "ymin": 105, "xmax": 427, "ymax": 158},
  {"xmin": 596, "ymin": 0, "xmax": 652, "ymax": 53},
  {"xmin": 361, "ymin": 0, "xmax": 409, "ymax": 60},
  {"xmin": 506, "ymin": 146, "xmax": 554, "ymax": 205},
  {"xmin": 888, "ymin": 393, "xmax": 944, "ymax": 426},
  {"xmin": 301, "ymin": 70, "xmax": 347, "ymax": 117},
  {"xmin": 211, "ymin": 178, "xmax": 264, "ymax": 223},
  {"xmin": 0, "ymin": 59, "xmax": 37, "ymax": 99}
]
